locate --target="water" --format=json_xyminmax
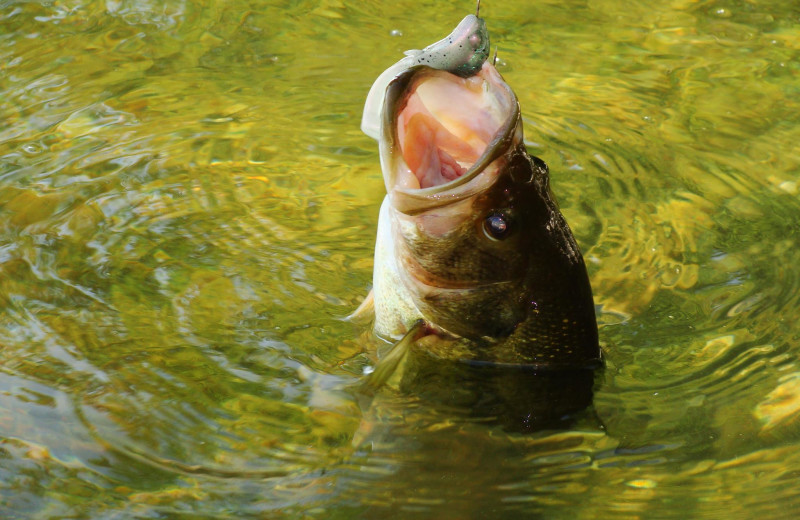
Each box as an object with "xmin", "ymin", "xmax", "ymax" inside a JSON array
[{"xmin": 1, "ymin": 0, "xmax": 800, "ymax": 518}]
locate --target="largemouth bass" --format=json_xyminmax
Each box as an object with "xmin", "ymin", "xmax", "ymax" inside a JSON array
[{"xmin": 357, "ymin": 9, "xmax": 600, "ymax": 379}]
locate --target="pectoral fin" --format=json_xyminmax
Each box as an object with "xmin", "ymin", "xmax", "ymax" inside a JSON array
[
  {"xmin": 360, "ymin": 319, "xmax": 426, "ymax": 394},
  {"xmin": 343, "ymin": 290, "xmax": 374, "ymax": 323}
]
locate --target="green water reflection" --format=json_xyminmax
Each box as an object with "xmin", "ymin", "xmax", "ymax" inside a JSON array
[{"xmin": 1, "ymin": 0, "xmax": 800, "ymax": 518}]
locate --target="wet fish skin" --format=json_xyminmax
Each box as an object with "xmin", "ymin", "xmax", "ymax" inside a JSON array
[
  {"xmin": 389, "ymin": 137, "xmax": 599, "ymax": 368},
  {"xmin": 363, "ymin": 16, "xmax": 600, "ymax": 371}
]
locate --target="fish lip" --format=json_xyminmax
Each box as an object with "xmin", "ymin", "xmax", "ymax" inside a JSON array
[
  {"xmin": 380, "ymin": 63, "xmax": 521, "ymax": 208},
  {"xmin": 361, "ymin": 13, "xmax": 489, "ymax": 139}
]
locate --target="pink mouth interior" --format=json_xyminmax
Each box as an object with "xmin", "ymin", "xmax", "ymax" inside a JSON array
[{"xmin": 396, "ymin": 70, "xmax": 505, "ymax": 190}]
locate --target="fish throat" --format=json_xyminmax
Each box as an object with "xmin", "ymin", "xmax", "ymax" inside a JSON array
[
  {"xmin": 396, "ymin": 68, "xmax": 508, "ymax": 190},
  {"xmin": 382, "ymin": 63, "xmax": 518, "ymax": 199}
]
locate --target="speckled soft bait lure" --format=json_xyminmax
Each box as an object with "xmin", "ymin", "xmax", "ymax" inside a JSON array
[{"xmin": 361, "ymin": 11, "xmax": 490, "ymax": 140}]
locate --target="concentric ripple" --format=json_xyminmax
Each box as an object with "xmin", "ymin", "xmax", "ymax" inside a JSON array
[{"xmin": 1, "ymin": 0, "xmax": 800, "ymax": 518}]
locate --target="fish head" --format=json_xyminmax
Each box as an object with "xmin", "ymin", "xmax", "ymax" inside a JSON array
[{"xmin": 378, "ymin": 62, "xmax": 600, "ymax": 367}]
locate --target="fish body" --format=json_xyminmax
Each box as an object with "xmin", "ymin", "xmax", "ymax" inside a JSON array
[{"xmin": 362, "ymin": 14, "xmax": 600, "ymax": 370}]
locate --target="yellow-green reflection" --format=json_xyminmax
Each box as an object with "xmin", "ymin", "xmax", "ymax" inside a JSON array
[{"xmin": 1, "ymin": 0, "xmax": 800, "ymax": 518}]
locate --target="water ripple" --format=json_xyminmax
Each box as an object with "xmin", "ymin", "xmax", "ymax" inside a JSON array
[{"xmin": 1, "ymin": 0, "xmax": 800, "ymax": 518}]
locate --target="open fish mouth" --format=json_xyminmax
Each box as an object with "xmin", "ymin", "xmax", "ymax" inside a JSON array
[
  {"xmin": 378, "ymin": 61, "xmax": 530, "ymax": 314},
  {"xmin": 381, "ymin": 62, "xmax": 521, "ymax": 203},
  {"xmin": 396, "ymin": 65, "xmax": 508, "ymax": 189}
]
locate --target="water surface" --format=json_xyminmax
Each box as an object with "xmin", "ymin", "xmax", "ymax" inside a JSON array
[{"xmin": 1, "ymin": 0, "xmax": 800, "ymax": 518}]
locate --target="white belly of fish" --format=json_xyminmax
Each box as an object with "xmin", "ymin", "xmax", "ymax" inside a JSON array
[{"xmin": 372, "ymin": 197, "xmax": 423, "ymax": 339}]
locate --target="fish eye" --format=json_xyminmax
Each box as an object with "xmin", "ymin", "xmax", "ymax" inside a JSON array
[{"xmin": 483, "ymin": 212, "xmax": 512, "ymax": 240}]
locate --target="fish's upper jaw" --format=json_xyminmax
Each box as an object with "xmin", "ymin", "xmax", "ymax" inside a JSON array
[{"xmin": 361, "ymin": 13, "xmax": 490, "ymax": 141}]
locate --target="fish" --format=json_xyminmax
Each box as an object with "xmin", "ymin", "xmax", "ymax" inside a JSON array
[{"xmin": 355, "ymin": 7, "xmax": 601, "ymax": 389}]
